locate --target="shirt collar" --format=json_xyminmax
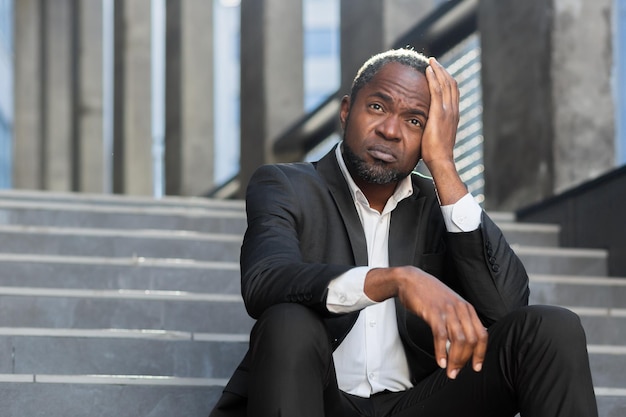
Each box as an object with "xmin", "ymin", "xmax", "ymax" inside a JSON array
[{"xmin": 335, "ymin": 143, "xmax": 413, "ymax": 211}]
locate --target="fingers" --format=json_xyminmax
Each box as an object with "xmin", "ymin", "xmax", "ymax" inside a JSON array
[
  {"xmin": 396, "ymin": 267, "xmax": 487, "ymax": 380},
  {"xmin": 434, "ymin": 301, "xmax": 488, "ymax": 380},
  {"xmin": 433, "ymin": 321, "xmax": 450, "ymax": 370},
  {"xmin": 427, "ymin": 57, "xmax": 459, "ymax": 118},
  {"xmin": 470, "ymin": 310, "xmax": 489, "ymax": 372},
  {"xmin": 422, "ymin": 58, "xmax": 460, "ymax": 167}
]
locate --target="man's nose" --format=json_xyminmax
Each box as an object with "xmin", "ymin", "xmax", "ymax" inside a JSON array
[{"xmin": 376, "ymin": 115, "xmax": 401, "ymax": 141}]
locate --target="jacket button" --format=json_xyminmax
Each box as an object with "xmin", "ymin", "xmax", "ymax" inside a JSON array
[
  {"xmin": 492, "ymin": 264, "xmax": 500, "ymax": 272},
  {"xmin": 489, "ymin": 257, "xmax": 497, "ymax": 265}
]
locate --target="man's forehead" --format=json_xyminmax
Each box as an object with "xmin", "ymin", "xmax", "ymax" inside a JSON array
[{"xmin": 361, "ymin": 62, "xmax": 430, "ymax": 104}]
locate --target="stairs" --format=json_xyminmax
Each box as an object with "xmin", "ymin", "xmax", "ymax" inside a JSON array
[{"xmin": 0, "ymin": 190, "xmax": 623, "ymax": 416}]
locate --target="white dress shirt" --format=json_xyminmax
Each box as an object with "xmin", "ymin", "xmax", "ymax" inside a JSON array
[{"xmin": 327, "ymin": 143, "xmax": 482, "ymax": 397}]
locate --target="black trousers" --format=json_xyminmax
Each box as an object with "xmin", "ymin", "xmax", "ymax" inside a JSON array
[{"xmin": 245, "ymin": 303, "xmax": 598, "ymax": 417}]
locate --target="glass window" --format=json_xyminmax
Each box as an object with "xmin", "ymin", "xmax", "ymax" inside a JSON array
[
  {"xmin": 0, "ymin": 0, "xmax": 13, "ymax": 189},
  {"xmin": 305, "ymin": 28, "xmax": 334, "ymax": 56}
]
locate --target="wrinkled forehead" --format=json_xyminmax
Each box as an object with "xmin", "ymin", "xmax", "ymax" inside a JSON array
[{"xmin": 359, "ymin": 62, "xmax": 431, "ymax": 106}]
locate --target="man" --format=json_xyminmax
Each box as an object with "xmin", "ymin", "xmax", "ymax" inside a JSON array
[{"xmin": 209, "ymin": 48, "xmax": 598, "ymax": 417}]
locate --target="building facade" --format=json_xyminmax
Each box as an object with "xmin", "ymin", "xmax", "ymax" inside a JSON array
[{"xmin": 0, "ymin": 0, "xmax": 625, "ymax": 212}]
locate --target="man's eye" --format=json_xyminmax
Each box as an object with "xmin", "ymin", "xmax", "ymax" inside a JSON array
[
  {"xmin": 410, "ymin": 119, "xmax": 422, "ymax": 126},
  {"xmin": 369, "ymin": 103, "xmax": 382, "ymax": 111}
]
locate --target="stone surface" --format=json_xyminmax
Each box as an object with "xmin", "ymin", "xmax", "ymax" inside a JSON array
[
  {"xmin": 0, "ymin": 256, "xmax": 240, "ymax": 294},
  {"xmin": 480, "ymin": 0, "xmax": 616, "ymax": 210},
  {"xmin": 0, "ymin": 293, "xmax": 253, "ymax": 333},
  {"xmin": 3, "ymin": 335, "xmax": 246, "ymax": 379},
  {"xmin": 0, "ymin": 383, "xmax": 221, "ymax": 417},
  {"xmin": 239, "ymin": 0, "xmax": 304, "ymax": 192},
  {"xmin": 0, "ymin": 225, "xmax": 242, "ymax": 262}
]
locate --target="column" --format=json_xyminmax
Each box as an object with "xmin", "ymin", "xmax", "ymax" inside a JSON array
[
  {"xmin": 239, "ymin": 0, "xmax": 304, "ymax": 194},
  {"xmin": 340, "ymin": 0, "xmax": 438, "ymax": 94},
  {"xmin": 77, "ymin": 0, "xmax": 105, "ymax": 193},
  {"xmin": 113, "ymin": 0, "xmax": 152, "ymax": 195},
  {"xmin": 13, "ymin": 0, "xmax": 44, "ymax": 189},
  {"xmin": 164, "ymin": 0, "xmax": 214, "ymax": 197},
  {"xmin": 43, "ymin": 0, "xmax": 75, "ymax": 191},
  {"xmin": 480, "ymin": 0, "xmax": 615, "ymax": 210},
  {"xmin": 551, "ymin": 0, "xmax": 615, "ymax": 193}
]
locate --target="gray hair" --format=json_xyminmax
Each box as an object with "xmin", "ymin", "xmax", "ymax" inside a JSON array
[{"xmin": 350, "ymin": 48, "xmax": 430, "ymax": 102}]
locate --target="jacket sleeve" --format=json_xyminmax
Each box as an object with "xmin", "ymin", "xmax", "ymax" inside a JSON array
[
  {"xmin": 443, "ymin": 211, "xmax": 530, "ymax": 326},
  {"xmin": 240, "ymin": 164, "xmax": 352, "ymax": 320}
]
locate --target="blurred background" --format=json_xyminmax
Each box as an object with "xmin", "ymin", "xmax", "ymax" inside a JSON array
[{"xmin": 0, "ymin": 0, "xmax": 622, "ymax": 199}]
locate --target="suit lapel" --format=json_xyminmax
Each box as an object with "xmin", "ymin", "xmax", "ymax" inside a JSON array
[{"xmin": 316, "ymin": 146, "xmax": 368, "ymax": 267}]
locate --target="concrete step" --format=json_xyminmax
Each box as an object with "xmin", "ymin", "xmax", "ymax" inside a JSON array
[
  {"xmin": 0, "ymin": 328, "xmax": 247, "ymax": 379},
  {"xmin": 530, "ymin": 275, "xmax": 626, "ymax": 308},
  {"xmin": 0, "ymin": 287, "xmax": 620, "ymax": 345},
  {"xmin": 0, "ymin": 254, "xmax": 240, "ymax": 294},
  {"xmin": 0, "ymin": 378, "xmax": 222, "ymax": 417},
  {"xmin": 0, "ymin": 197, "xmax": 551, "ymax": 247},
  {"xmin": 499, "ymin": 222, "xmax": 560, "ymax": 247},
  {"xmin": 0, "ymin": 189, "xmax": 245, "ymax": 212},
  {"xmin": 0, "ymin": 375, "xmax": 621, "ymax": 417},
  {"xmin": 0, "ymin": 225, "xmax": 242, "ymax": 262},
  {"xmin": 0, "ymin": 326, "xmax": 621, "ymax": 388},
  {"xmin": 486, "ymin": 211, "xmax": 516, "ymax": 224},
  {"xmin": 588, "ymin": 346, "xmax": 626, "ymax": 388},
  {"xmin": 0, "ymin": 287, "xmax": 253, "ymax": 333},
  {"xmin": 514, "ymin": 245, "xmax": 608, "ymax": 276},
  {"xmin": 0, "ymin": 200, "xmax": 247, "ymax": 235},
  {"xmin": 596, "ymin": 395, "xmax": 626, "ymax": 417},
  {"xmin": 572, "ymin": 308, "xmax": 626, "ymax": 346}
]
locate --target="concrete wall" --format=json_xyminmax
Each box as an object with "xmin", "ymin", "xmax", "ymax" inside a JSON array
[
  {"xmin": 480, "ymin": 0, "xmax": 616, "ymax": 210},
  {"xmin": 551, "ymin": 0, "xmax": 615, "ymax": 194},
  {"xmin": 340, "ymin": 0, "xmax": 438, "ymax": 94},
  {"xmin": 239, "ymin": 0, "xmax": 305, "ymax": 194}
]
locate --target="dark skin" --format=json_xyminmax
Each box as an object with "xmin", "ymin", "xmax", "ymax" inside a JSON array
[{"xmin": 339, "ymin": 58, "xmax": 488, "ymax": 380}]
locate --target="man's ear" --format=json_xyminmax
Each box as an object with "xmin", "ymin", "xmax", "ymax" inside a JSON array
[{"xmin": 340, "ymin": 95, "xmax": 350, "ymax": 130}]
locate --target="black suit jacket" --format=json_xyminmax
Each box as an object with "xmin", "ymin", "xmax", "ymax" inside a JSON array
[{"xmin": 210, "ymin": 146, "xmax": 529, "ymax": 416}]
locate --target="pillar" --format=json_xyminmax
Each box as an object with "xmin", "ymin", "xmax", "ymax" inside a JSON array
[
  {"xmin": 164, "ymin": 0, "xmax": 214, "ymax": 197},
  {"xmin": 77, "ymin": 0, "xmax": 105, "ymax": 193},
  {"xmin": 43, "ymin": 0, "xmax": 75, "ymax": 191},
  {"xmin": 13, "ymin": 0, "xmax": 44, "ymax": 189},
  {"xmin": 551, "ymin": 0, "xmax": 615, "ymax": 193},
  {"xmin": 480, "ymin": 0, "xmax": 615, "ymax": 210},
  {"xmin": 340, "ymin": 0, "xmax": 438, "ymax": 94},
  {"xmin": 113, "ymin": 0, "xmax": 152, "ymax": 195},
  {"xmin": 239, "ymin": 0, "xmax": 304, "ymax": 194}
]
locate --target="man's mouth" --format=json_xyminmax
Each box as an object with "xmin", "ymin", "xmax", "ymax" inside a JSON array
[{"xmin": 368, "ymin": 146, "xmax": 397, "ymax": 163}]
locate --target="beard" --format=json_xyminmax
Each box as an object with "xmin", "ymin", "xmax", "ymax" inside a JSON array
[{"xmin": 342, "ymin": 137, "xmax": 413, "ymax": 185}]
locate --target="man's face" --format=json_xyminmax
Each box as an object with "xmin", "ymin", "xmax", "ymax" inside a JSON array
[{"xmin": 340, "ymin": 62, "xmax": 430, "ymax": 185}]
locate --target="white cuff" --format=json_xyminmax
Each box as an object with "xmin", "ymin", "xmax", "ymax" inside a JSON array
[
  {"xmin": 440, "ymin": 193, "xmax": 482, "ymax": 233},
  {"xmin": 326, "ymin": 266, "xmax": 377, "ymax": 313}
]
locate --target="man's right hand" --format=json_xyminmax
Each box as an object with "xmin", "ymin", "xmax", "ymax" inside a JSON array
[{"xmin": 364, "ymin": 266, "xmax": 488, "ymax": 379}]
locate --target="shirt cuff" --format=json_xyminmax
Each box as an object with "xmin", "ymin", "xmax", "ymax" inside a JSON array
[
  {"xmin": 326, "ymin": 266, "xmax": 377, "ymax": 313},
  {"xmin": 440, "ymin": 193, "xmax": 482, "ymax": 233}
]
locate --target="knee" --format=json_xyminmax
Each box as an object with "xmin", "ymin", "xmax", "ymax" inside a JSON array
[
  {"xmin": 519, "ymin": 305, "xmax": 587, "ymax": 347},
  {"xmin": 249, "ymin": 303, "xmax": 331, "ymax": 364}
]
